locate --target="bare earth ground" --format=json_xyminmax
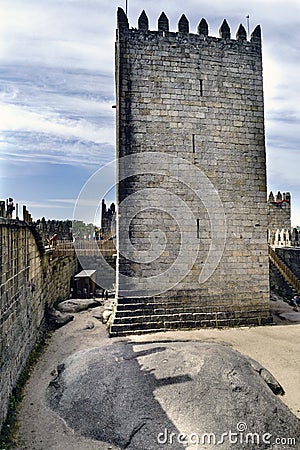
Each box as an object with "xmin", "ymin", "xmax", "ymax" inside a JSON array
[{"xmin": 12, "ymin": 296, "xmax": 300, "ymax": 450}]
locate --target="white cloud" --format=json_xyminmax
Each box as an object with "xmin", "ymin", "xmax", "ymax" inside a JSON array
[
  {"xmin": 46, "ymin": 198, "xmax": 77, "ymax": 204},
  {"xmin": 23, "ymin": 201, "xmax": 74, "ymax": 210},
  {"xmin": 0, "ymin": 103, "xmax": 114, "ymax": 145},
  {"xmin": 0, "ymin": 0, "xmax": 116, "ymax": 71}
]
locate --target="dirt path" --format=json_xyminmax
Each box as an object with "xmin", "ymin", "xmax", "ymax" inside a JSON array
[
  {"xmin": 15, "ymin": 308, "xmax": 122, "ymax": 450},
  {"xmin": 13, "ymin": 300, "xmax": 300, "ymax": 450}
]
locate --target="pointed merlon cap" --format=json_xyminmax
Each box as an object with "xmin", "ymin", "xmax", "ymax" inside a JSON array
[
  {"xmin": 236, "ymin": 24, "xmax": 247, "ymax": 41},
  {"xmin": 158, "ymin": 12, "xmax": 169, "ymax": 32},
  {"xmin": 198, "ymin": 18, "xmax": 208, "ymax": 36},
  {"xmin": 117, "ymin": 7, "xmax": 129, "ymax": 31},
  {"xmin": 276, "ymin": 191, "xmax": 282, "ymax": 202},
  {"xmin": 178, "ymin": 14, "xmax": 189, "ymax": 33},
  {"xmin": 268, "ymin": 191, "xmax": 275, "ymax": 203},
  {"xmin": 219, "ymin": 19, "xmax": 231, "ymax": 39},
  {"xmin": 251, "ymin": 25, "xmax": 262, "ymax": 44},
  {"xmin": 138, "ymin": 10, "xmax": 149, "ymax": 31}
]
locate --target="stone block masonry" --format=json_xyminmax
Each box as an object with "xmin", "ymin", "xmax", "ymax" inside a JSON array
[
  {"xmin": 269, "ymin": 248, "xmax": 300, "ymax": 299},
  {"xmin": 0, "ymin": 219, "xmax": 78, "ymax": 429},
  {"xmin": 268, "ymin": 191, "xmax": 291, "ymax": 233},
  {"xmin": 110, "ymin": 9, "xmax": 272, "ymax": 336}
]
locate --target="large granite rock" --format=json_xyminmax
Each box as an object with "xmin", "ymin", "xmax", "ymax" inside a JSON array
[
  {"xmin": 47, "ymin": 342, "xmax": 300, "ymax": 449},
  {"xmin": 45, "ymin": 306, "xmax": 74, "ymax": 329},
  {"xmin": 56, "ymin": 299, "xmax": 100, "ymax": 313}
]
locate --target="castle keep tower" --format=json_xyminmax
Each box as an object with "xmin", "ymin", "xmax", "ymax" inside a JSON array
[{"xmin": 110, "ymin": 8, "xmax": 271, "ymax": 335}]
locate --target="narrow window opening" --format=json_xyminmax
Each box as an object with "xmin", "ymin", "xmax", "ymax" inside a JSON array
[
  {"xmin": 197, "ymin": 219, "xmax": 200, "ymax": 239},
  {"xmin": 192, "ymin": 134, "xmax": 195, "ymax": 153},
  {"xmin": 129, "ymin": 225, "xmax": 133, "ymax": 242},
  {"xmin": 200, "ymin": 79, "xmax": 203, "ymax": 96}
]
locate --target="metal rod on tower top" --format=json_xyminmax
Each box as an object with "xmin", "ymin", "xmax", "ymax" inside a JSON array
[
  {"xmin": 246, "ymin": 15, "xmax": 250, "ymax": 37},
  {"xmin": 125, "ymin": 0, "xmax": 128, "ymax": 15}
]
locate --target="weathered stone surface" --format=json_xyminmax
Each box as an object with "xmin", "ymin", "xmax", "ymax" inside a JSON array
[
  {"xmin": 0, "ymin": 220, "xmax": 77, "ymax": 428},
  {"xmin": 276, "ymin": 247, "xmax": 300, "ymax": 280},
  {"xmin": 198, "ymin": 18, "xmax": 208, "ymax": 35},
  {"xmin": 47, "ymin": 342, "xmax": 300, "ymax": 449},
  {"xmin": 83, "ymin": 321, "xmax": 95, "ymax": 330},
  {"xmin": 45, "ymin": 307, "xmax": 74, "ymax": 329},
  {"xmin": 268, "ymin": 190, "xmax": 291, "ymax": 232},
  {"xmin": 57, "ymin": 299, "xmax": 100, "ymax": 313},
  {"xmin": 158, "ymin": 12, "xmax": 169, "ymax": 32},
  {"xmin": 101, "ymin": 309, "xmax": 113, "ymax": 324},
  {"xmin": 138, "ymin": 10, "xmax": 149, "ymax": 31},
  {"xmin": 178, "ymin": 14, "xmax": 189, "ymax": 33},
  {"xmin": 219, "ymin": 19, "xmax": 231, "ymax": 39},
  {"xmin": 91, "ymin": 306, "xmax": 105, "ymax": 321},
  {"xmin": 236, "ymin": 24, "xmax": 247, "ymax": 41},
  {"xmin": 251, "ymin": 25, "xmax": 262, "ymax": 44},
  {"xmin": 246, "ymin": 356, "xmax": 285, "ymax": 395}
]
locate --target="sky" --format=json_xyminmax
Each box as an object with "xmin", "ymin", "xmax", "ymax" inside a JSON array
[{"xmin": 0, "ymin": 0, "xmax": 299, "ymax": 225}]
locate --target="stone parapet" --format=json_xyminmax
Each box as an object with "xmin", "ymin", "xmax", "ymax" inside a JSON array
[{"xmin": 0, "ymin": 221, "xmax": 78, "ymax": 429}]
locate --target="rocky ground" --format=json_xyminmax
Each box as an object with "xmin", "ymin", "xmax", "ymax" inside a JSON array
[{"xmin": 10, "ymin": 295, "xmax": 300, "ymax": 449}]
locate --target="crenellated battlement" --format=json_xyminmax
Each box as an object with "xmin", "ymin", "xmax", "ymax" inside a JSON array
[
  {"xmin": 117, "ymin": 8, "xmax": 261, "ymax": 47},
  {"xmin": 268, "ymin": 228, "xmax": 300, "ymax": 248},
  {"xmin": 268, "ymin": 191, "xmax": 291, "ymax": 205}
]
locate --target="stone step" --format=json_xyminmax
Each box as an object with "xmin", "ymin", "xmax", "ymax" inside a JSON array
[
  {"xmin": 115, "ymin": 305, "xmax": 217, "ymax": 315},
  {"xmin": 270, "ymin": 261, "xmax": 295, "ymax": 299},
  {"xmin": 116, "ymin": 295, "xmax": 209, "ymax": 305},
  {"xmin": 115, "ymin": 302, "xmax": 269, "ymax": 313},
  {"xmin": 114, "ymin": 310, "xmax": 212, "ymax": 320},
  {"xmin": 109, "ymin": 315, "xmax": 273, "ymax": 336},
  {"xmin": 112, "ymin": 309, "xmax": 270, "ymax": 324},
  {"xmin": 110, "ymin": 328, "xmax": 167, "ymax": 337},
  {"xmin": 114, "ymin": 307, "xmax": 270, "ymax": 319},
  {"xmin": 115, "ymin": 306, "xmax": 213, "ymax": 315},
  {"xmin": 113, "ymin": 313, "xmax": 209, "ymax": 324}
]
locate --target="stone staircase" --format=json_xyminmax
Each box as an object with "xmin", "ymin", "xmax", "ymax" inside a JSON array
[
  {"xmin": 269, "ymin": 246, "xmax": 300, "ymax": 296},
  {"xmin": 109, "ymin": 297, "xmax": 273, "ymax": 336},
  {"xmin": 269, "ymin": 260, "xmax": 296, "ymax": 299}
]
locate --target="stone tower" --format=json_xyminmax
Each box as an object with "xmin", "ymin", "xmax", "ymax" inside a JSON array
[
  {"xmin": 268, "ymin": 191, "xmax": 291, "ymax": 232},
  {"xmin": 101, "ymin": 199, "xmax": 116, "ymax": 236},
  {"xmin": 110, "ymin": 8, "xmax": 272, "ymax": 335}
]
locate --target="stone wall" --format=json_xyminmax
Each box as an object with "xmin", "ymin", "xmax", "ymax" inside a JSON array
[
  {"xmin": 0, "ymin": 219, "xmax": 78, "ymax": 429},
  {"xmin": 268, "ymin": 228, "xmax": 300, "ymax": 248},
  {"xmin": 269, "ymin": 261, "xmax": 294, "ymax": 300},
  {"xmin": 269, "ymin": 248, "xmax": 300, "ymax": 300},
  {"xmin": 275, "ymin": 247, "xmax": 300, "ymax": 280},
  {"xmin": 267, "ymin": 191, "xmax": 291, "ymax": 232},
  {"xmin": 111, "ymin": 9, "xmax": 271, "ymax": 335}
]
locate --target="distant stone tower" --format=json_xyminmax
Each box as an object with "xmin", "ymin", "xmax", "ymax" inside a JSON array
[
  {"xmin": 110, "ymin": 8, "xmax": 272, "ymax": 335},
  {"xmin": 267, "ymin": 191, "xmax": 292, "ymax": 247},
  {"xmin": 268, "ymin": 191, "xmax": 291, "ymax": 231},
  {"xmin": 101, "ymin": 199, "xmax": 116, "ymax": 237}
]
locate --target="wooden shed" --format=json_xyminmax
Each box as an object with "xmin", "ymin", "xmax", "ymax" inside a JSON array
[{"xmin": 73, "ymin": 269, "xmax": 96, "ymax": 298}]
